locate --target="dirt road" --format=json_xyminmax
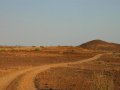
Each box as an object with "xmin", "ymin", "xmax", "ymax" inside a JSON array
[{"xmin": 0, "ymin": 54, "xmax": 102, "ymax": 90}]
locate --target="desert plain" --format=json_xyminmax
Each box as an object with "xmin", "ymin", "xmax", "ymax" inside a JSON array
[{"xmin": 0, "ymin": 40, "xmax": 120, "ymax": 90}]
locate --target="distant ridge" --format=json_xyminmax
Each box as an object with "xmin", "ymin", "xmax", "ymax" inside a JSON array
[{"xmin": 79, "ymin": 39, "xmax": 120, "ymax": 51}]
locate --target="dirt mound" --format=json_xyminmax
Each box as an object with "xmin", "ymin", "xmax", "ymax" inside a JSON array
[{"xmin": 79, "ymin": 39, "xmax": 120, "ymax": 52}]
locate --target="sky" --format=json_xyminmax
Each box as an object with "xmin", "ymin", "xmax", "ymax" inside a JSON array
[{"xmin": 0, "ymin": 0, "xmax": 120, "ymax": 46}]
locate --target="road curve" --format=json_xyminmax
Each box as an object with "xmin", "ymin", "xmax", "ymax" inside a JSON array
[{"xmin": 0, "ymin": 54, "xmax": 102, "ymax": 90}]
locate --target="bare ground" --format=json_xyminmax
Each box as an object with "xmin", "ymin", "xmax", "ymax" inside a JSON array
[
  {"xmin": 0, "ymin": 53, "xmax": 102, "ymax": 90},
  {"xmin": 35, "ymin": 53, "xmax": 120, "ymax": 90}
]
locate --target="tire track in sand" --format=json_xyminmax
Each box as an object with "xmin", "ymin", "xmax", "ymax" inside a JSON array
[{"xmin": 0, "ymin": 54, "xmax": 102, "ymax": 90}]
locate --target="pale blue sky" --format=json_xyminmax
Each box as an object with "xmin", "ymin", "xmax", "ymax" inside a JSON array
[{"xmin": 0, "ymin": 0, "xmax": 120, "ymax": 46}]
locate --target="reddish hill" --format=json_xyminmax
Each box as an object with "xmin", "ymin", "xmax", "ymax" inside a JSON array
[{"xmin": 79, "ymin": 39, "xmax": 120, "ymax": 52}]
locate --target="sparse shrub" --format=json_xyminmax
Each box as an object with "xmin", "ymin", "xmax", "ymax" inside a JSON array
[
  {"xmin": 118, "ymin": 54, "xmax": 120, "ymax": 57},
  {"xmin": 34, "ymin": 48, "xmax": 41, "ymax": 51},
  {"xmin": 0, "ymin": 48, "xmax": 8, "ymax": 51},
  {"xmin": 40, "ymin": 46, "xmax": 44, "ymax": 48}
]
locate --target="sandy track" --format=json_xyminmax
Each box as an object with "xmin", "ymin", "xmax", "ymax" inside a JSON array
[{"xmin": 0, "ymin": 54, "xmax": 102, "ymax": 90}]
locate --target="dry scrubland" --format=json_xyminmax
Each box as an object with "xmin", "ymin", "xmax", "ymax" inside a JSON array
[
  {"xmin": 0, "ymin": 40, "xmax": 120, "ymax": 90},
  {"xmin": 35, "ymin": 53, "xmax": 120, "ymax": 90},
  {"xmin": 0, "ymin": 46, "xmax": 97, "ymax": 77}
]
